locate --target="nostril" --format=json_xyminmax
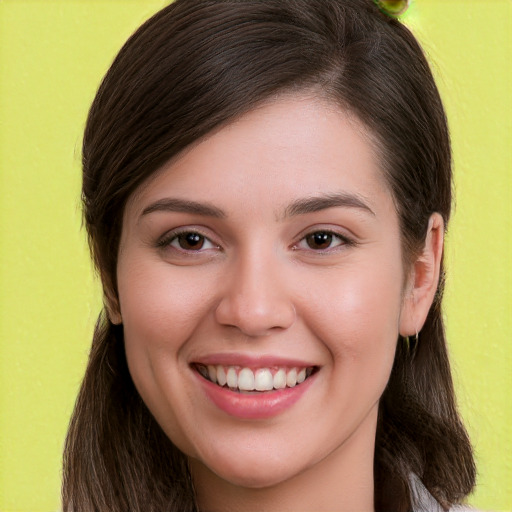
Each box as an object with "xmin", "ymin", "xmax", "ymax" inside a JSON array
[{"xmin": 214, "ymin": 295, "xmax": 296, "ymax": 336}]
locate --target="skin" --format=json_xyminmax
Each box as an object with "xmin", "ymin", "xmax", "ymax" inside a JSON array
[{"xmin": 113, "ymin": 95, "xmax": 443, "ymax": 512}]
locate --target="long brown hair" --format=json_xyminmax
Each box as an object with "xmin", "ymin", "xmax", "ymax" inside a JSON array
[{"xmin": 63, "ymin": 1, "xmax": 476, "ymax": 510}]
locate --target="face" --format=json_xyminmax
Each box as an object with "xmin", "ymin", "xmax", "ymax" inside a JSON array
[{"xmin": 116, "ymin": 95, "xmax": 408, "ymax": 490}]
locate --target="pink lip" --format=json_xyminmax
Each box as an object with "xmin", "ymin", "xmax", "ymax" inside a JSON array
[
  {"xmin": 192, "ymin": 353, "xmax": 315, "ymax": 368},
  {"xmin": 193, "ymin": 366, "xmax": 317, "ymax": 420}
]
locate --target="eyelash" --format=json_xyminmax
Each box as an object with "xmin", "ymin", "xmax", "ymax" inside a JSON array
[
  {"xmin": 157, "ymin": 228, "xmax": 219, "ymax": 252},
  {"xmin": 156, "ymin": 228, "xmax": 355, "ymax": 254},
  {"xmin": 293, "ymin": 230, "xmax": 355, "ymax": 252}
]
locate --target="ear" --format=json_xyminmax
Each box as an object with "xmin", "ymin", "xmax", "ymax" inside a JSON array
[
  {"xmin": 104, "ymin": 286, "xmax": 123, "ymax": 325},
  {"xmin": 399, "ymin": 213, "xmax": 444, "ymax": 336}
]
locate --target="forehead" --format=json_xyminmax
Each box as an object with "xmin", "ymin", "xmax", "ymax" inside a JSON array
[{"xmin": 125, "ymin": 95, "xmax": 392, "ymax": 220}]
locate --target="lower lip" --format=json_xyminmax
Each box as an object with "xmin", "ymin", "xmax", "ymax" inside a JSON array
[{"xmin": 195, "ymin": 371, "xmax": 316, "ymax": 420}]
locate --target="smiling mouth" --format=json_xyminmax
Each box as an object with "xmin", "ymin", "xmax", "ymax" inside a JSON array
[{"xmin": 193, "ymin": 364, "xmax": 317, "ymax": 393}]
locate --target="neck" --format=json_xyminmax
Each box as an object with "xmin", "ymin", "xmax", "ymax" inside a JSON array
[{"xmin": 190, "ymin": 407, "xmax": 378, "ymax": 512}]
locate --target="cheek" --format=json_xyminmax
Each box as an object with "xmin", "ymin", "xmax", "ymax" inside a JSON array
[
  {"xmin": 300, "ymin": 257, "xmax": 403, "ymax": 379},
  {"xmin": 307, "ymin": 260, "xmax": 402, "ymax": 332},
  {"xmin": 116, "ymin": 261, "xmax": 208, "ymax": 400},
  {"xmin": 116, "ymin": 263, "xmax": 218, "ymax": 456},
  {"xmin": 118, "ymin": 262, "xmax": 216, "ymax": 353}
]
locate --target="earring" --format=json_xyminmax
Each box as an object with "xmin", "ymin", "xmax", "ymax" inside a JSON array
[
  {"xmin": 403, "ymin": 330, "xmax": 419, "ymax": 356},
  {"xmin": 403, "ymin": 335, "xmax": 412, "ymax": 354}
]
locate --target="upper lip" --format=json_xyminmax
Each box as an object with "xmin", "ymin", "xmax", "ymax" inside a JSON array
[{"xmin": 190, "ymin": 353, "xmax": 318, "ymax": 369}]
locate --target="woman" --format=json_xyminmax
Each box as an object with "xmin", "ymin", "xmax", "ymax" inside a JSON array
[{"xmin": 63, "ymin": 0, "xmax": 476, "ymax": 510}]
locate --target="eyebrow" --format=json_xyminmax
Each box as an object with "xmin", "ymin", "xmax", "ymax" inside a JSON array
[
  {"xmin": 282, "ymin": 192, "xmax": 375, "ymax": 218},
  {"xmin": 140, "ymin": 198, "xmax": 226, "ymax": 219},
  {"xmin": 140, "ymin": 192, "xmax": 375, "ymax": 221}
]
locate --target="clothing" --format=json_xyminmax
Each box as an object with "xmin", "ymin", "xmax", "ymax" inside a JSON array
[{"xmin": 410, "ymin": 474, "xmax": 477, "ymax": 512}]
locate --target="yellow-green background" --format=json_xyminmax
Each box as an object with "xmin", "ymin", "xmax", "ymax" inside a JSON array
[{"xmin": 0, "ymin": 1, "xmax": 511, "ymax": 510}]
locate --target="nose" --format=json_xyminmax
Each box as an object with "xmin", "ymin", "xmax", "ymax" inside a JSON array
[{"xmin": 215, "ymin": 252, "xmax": 296, "ymax": 337}]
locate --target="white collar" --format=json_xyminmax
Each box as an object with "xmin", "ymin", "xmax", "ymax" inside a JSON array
[
  {"xmin": 409, "ymin": 473, "xmax": 477, "ymax": 512},
  {"xmin": 409, "ymin": 473, "xmax": 445, "ymax": 512}
]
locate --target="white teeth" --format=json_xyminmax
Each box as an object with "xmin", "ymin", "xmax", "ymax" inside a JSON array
[
  {"xmin": 217, "ymin": 366, "xmax": 227, "ymax": 387},
  {"xmin": 273, "ymin": 368, "xmax": 287, "ymax": 389},
  {"xmin": 238, "ymin": 367, "xmax": 255, "ymax": 391},
  {"xmin": 197, "ymin": 364, "xmax": 314, "ymax": 391},
  {"xmin": 254, "ymin": 368, "xmax": 273, "ymax": 391},
  {"xmin": 226, "ymin": 367, "xmax": 238, "ymax": 388},
  {"xmin": 207, "ymin": 365, "xmax": 217, "ymax": 383},
  {"xmin": 286, "ymin": 368, "xmax": 297, "ymax": 387}
]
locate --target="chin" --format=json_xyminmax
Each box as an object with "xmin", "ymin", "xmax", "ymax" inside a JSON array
[
  {"xmin": 192, "ymin": 449, "xmax": 311, "ymax": 490},
  {"xmin": 224, "ymin": 466, "xmax": 293, "ymax": 489}
]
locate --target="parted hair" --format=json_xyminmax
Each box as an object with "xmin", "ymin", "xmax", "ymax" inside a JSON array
[{"xmin": 63, "ymin": 1, "xmax": 476, "ymax": 510}]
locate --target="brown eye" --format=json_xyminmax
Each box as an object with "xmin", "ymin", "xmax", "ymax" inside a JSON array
[
  {"xmin": 167, "ymin": 231, "xmax": 217, "ymax": 251},
  {"xmin": 176, "ymin": 232, "xmax": 205, "ymax": 250},
  {"xmin": 305, "ymin": 232, "xmax": 335, "ymax": 250}
]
